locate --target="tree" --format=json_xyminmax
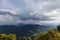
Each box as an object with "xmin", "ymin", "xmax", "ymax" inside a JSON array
[{"xmin": 57, "ymin": 25, "xmax": 60, "ymax": 32}]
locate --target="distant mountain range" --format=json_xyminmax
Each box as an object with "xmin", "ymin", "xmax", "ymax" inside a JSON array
[{"xmin": 0, "ymin": 24, "xmax": 54, "ymax": 37}]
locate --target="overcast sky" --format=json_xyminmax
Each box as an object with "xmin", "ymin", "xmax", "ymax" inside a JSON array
[{"xmin": 0, "ymin": 0, "xmax": 60, "ymax": 25}]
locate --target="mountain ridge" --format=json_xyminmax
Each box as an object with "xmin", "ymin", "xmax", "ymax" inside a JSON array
[{"xmin": 0, "ymin": 24, "xmax": 52, "ymax": 37}]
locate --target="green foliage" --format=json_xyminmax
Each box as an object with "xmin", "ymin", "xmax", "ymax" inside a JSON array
[
  {"xmin": 19, "ymin": 37, "xmax": 32, "ymax": 40},
  {"xmin": 36, "ymin": 29, "xmax": 60, "ymax": 40},
  {"xmin": 57, "ymin": 25, "xmax": 60, "ymax": 32},
  {"xmin": 0, "ymin": 34, "xmax": 16, "ymax": 40}
]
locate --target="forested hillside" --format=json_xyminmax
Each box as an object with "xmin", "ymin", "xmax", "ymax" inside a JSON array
[
  {"xmin": 0, "ymin": 25, "xmax": 60, "ymax": 40},
  {"xmin": 18, "ymin": 25, "xmax": 60, "ymax": 40}
]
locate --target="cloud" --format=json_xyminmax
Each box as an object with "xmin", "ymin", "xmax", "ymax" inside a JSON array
[
  {"xmin": 0, "ymin": 10, "xmax": 20, "ymax": 25},
  {"xmin": 0, "ymin": 0, "xmax": 60, "ymax": 25},
  {"xmin": 0, "ymin": 0, "xmax": 20, "ymax": 15}
]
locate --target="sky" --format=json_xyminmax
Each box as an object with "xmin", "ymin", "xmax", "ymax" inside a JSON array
[{"xmin": 0, "ymin": 0, "xmax": 60, "ymax": 25}]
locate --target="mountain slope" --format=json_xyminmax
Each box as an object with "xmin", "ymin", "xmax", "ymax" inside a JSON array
[{"xmin": 0, "ymin": 24, "xmax": 51, "ymax": 37}]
